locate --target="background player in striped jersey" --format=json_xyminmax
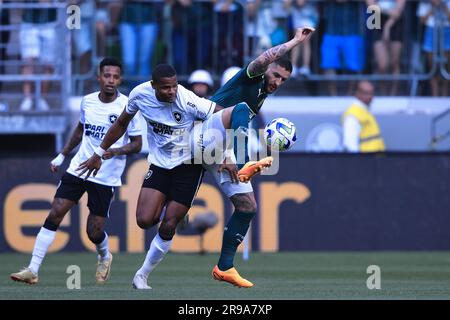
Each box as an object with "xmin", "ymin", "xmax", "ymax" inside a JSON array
[
  {"xmin": 10, "ymin": 58, "xmax": 142, "ymax": 285},
  {"xmin": 77, "ymin": 64, "xmax": 220, "ymax": 289}
]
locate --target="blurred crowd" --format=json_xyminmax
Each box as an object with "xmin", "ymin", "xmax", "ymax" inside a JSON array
[{"xmin": 0, "ymin": 0, "xmax": 449, "ymax": 112}]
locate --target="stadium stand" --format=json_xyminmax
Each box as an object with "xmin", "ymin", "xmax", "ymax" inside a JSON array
[{"xmin": 0, "ymin": 0, "xmax": 449, "ymax": 152}]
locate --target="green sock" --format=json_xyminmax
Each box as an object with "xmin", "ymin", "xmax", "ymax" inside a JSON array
[
  {"xmin": 231, "ymin": 103, "xmax": 251, "ymax": 169},
  {"xmin": 218, "ymin": 211, "xmax": 255, "ymax": 271}
]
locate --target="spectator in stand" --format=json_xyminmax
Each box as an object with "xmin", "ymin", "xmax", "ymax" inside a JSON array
[
  {"xmin": 245, "ymin": 0, "xmax": 261, "ymax": 57},
  {"xmin": 417, "ymin": 0, "xmax": 450, "ymax": 96},
  {"xmin": 321, "ymin": 0, "xmax": 366, "ymax": 96},
  {"xmin": 19, "ymin": 0, "xmax": 58, "ymax": 111},
  {"xmin": 188, "ymin": 69, "xmax": 214, "ymax": 98},
  {"xmin": 71, "ymin": 0, "xmax": 94, "ymax": 78},
  {"xmin": 118, "ymin": 0, "xmax": 162, "ymax": 86},
  {"xmin": 0, "ymin": 0, "xmax": 10, "ymax": 111},
  {"xmin": 170, "ymin": 0, "xmax": 213, "ymax": 74},
  {"xmin": 285, "ymin": 0, "xmax": 319, "ymax": 77},
  {"xmin": 244, "ymin": 0, "xmax": 275, "ymax": 56},
  {"xmin": 270, "ymin": 0, "xmax": 290, "ymax": 47},
  {"xmin": 214, "ymin": 0, "xmax": 244, "ymax": 71},
  {"xmin": 367, "ymin": 0, "xmax": 406, "ymax": 96},
  {"xmin": 95, "ymin": 0, "xmax": 115, "ymax": 60},
  {"xmin": 221, "ymin": 66, "xmax": 241, "ymax": 86}
]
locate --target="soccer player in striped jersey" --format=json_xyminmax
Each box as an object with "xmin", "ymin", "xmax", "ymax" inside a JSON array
[
  {"xmin": 10, "ymin": 58, "xmax": 142, "ymax": 285},
  {"xmin": 77, "ymin": 64, "xmax": 221, "ymax": 289}
]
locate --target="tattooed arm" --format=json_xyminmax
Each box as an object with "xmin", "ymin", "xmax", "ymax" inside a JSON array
[{"xmin": 247, "ymin": 26, "xmax": 315, "ymax": 77}]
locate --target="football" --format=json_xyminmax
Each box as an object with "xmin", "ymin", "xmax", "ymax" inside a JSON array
[{"xmin": 263, "ymin": 118, "xmax": 297, "ymax": 151}]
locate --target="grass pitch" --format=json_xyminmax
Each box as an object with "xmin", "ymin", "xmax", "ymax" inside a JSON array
[{"xmin": 1, "ymin": 252, "xmax": 450, "ymax": 300}]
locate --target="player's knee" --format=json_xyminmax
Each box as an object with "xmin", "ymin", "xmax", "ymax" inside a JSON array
[
  {"xmin": 231, "ymin": 193, "xmax": 257, "ymax": 213},
  {"xmin": 233, "ymin": 102, "xmax": 250, "ymax": 114},
  {"xmin": 236, "ymin": 200, "xmax": 257, "ymax": 213},
  {"xmin": 136, "ymin": 215, "xmax": 152, "ymax": 229},
  {"xmin": 231, "ymin": 103, "xmax": 250, "ymax": 123},
  {"xmin": 247, "ymin": 199, "xmax": 257, "ymax": 213}
]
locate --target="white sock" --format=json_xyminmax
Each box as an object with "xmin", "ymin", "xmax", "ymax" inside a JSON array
[
  {"xmin": 137, "ymin": 233, "xmax": 172, "ymax": 277},
  {"xmin": 28, "ymin": 227, "xmax": 56, "ymax": 274},
  {"xmin": 96, "ymin": 233, "xmax": 109, "ymax": 260}
]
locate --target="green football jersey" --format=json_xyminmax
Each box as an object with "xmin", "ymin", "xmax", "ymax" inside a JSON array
[{"xmin": 211, "ymin": 66, "xmax": 268, "ymax": 114}]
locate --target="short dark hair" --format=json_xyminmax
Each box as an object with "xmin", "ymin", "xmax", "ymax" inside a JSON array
[
  {"xmin": 99, "ymin": 57, "xmax": 122, "ymax": 73},
  {"xmin": 273, "ymin": 55, "xmax": 293, "ymax": 73},
  {"xmin": 152, "ymin": 64, "xmax": 177, "ymax": 83}
]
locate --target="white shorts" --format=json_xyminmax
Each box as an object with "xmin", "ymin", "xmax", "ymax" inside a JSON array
[
  {"xmin": 191, "ymin": 110, "xmax": 254, "ymax": 198},
  {"xmin": 19, "ymin": 23, "xmax": 56, "ymax": 63},
  {"xmin": 204, "ymin": 153, "xmax": 254, "ymax": 198}
]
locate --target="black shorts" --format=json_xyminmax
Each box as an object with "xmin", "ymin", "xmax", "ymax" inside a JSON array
[
  {"xmin": 141, "ymin": 162, "xmax": 204, "ymax": 208},
  {"xmin": 55, "ymin": 172, "xmax": 115, "ymax": 217},
  {"xmin": 372, "ymin": 13, "xmax": 404, "ymax": 42}
]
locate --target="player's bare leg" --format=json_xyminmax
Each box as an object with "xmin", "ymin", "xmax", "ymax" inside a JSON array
[
  {"xmin": 135, "ymin": 188, "xmax": 166, "ymax": 229},
  {"xmin": 133, "ymin": 188, "xmax": 167, "ymax": 288},
  {"xmin": 11, "ymin": 198, "xmax": 75, "ymax": 285},
  {"xmin": 133, "ymin": 200, "xmax": 189, "ymax": 289}
]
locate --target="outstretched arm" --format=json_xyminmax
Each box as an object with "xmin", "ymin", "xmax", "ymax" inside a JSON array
[
  {"xmin": 247, "ymin": 26, "xmax": 315, "ymax": 77},
  {"xmin": 76, "ymin": 110, "xmax": 135, "ymax": 179}
]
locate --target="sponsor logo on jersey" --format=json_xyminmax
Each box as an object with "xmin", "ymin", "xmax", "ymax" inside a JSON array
[
  {"xmin": 173, "ymin": 111, "xmax": 182, "ymax": 123},
  {"xmin": 84, "ymin": 124, "xmax": 107, "ymax": 139},
  {"xmin": 145, "ymin": 170, "xmax": 153, "ymax": 180},
  {"xmin": 187, "ymin": 101, "xmax": 208, "ymax": 119},
  {"xmin": 148, "ymin": 120, "xmax": 186, "ymax": 136},
  {"xmin": 109, "ymin": 114, "xmax": 118, "ymax": 124}
]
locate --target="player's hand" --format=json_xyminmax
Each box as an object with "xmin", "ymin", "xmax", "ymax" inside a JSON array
[
  {"xmin": 76, "ymin": 153, "xmax": 102, "ymax": 180},
  {"xmin": 218, "ymin": 161, "xmax": 239, "ymax": 184},
  {"xmin": 50, "ymin": 153, "xmax": 65, "ymax": 173},
  {"xmin": 102, "ymin": 148, "xmax": 118, "ymax": 160},
  {"xmin": 294, "ymin": 26, "xmax": 315, "ymax": 43}
]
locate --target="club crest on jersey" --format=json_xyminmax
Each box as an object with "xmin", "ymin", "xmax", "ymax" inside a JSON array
[
  {"xmin": 173, "ymin": 111, "xmax": 182, "ymax": 123},
  {"xmin": 109, "ymin": 114, "xmax": 118, "ymax": 124},
  {"xmin": 145, "ymin": 170, "xmax": 153, "ymax": 180}
]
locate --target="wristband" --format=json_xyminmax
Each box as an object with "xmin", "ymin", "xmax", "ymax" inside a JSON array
[
  {"xmin": 50, "ymin": 153, "xmax": 65, "ymax": 166},
  {"xmin": 94, "ymin": 146, "xmax": 106, "ymax": 157}
]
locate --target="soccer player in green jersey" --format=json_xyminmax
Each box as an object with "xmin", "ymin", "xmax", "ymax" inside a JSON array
[{"xmin": 193, "ymin": 26, "xmax": 315, "ymax": 287}]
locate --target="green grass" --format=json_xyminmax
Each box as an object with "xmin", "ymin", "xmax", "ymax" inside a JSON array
[{"xmin": 1, "ymin": 252, "xmax": 450, "ymax": 300}]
